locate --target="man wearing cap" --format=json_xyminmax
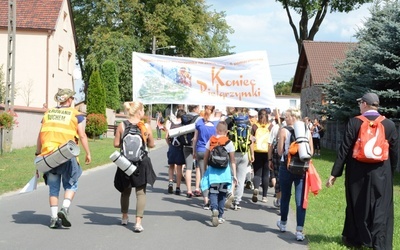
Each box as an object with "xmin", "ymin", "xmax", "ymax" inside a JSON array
[
  {"xmin": 35, "ymin": 88, "xmax": 91, "ymax": 229},
  {"xmin": 326, "ymin": 92, "xmax": 398, "ymax": 249}
]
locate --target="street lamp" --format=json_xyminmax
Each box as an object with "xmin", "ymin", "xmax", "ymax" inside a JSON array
[{"xmin": 151, "ymin": 36, "xmax": 176, "ymax": 54}]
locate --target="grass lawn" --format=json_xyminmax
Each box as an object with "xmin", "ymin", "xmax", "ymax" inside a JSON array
[
  {"xmin": 0, "ymin": 136, "xmax": 398, "ymax": 249},
  {"xmin": 306, "ymin": 149, "xmax": 400, "ymax": 249}
]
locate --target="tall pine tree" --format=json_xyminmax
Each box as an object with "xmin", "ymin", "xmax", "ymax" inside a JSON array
[
  {"xmin": 87, "ymin": 70, "xmax": 106, "ymax": 115},
  {"xmin": 100, "ymin": 60, "xmax": 120, "ymax": 111},
  {"xmin": 320, "ymin": 1, "xmax": 400, "ymax": 121}
]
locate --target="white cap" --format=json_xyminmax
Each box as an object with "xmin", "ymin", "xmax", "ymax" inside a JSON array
[{"xmin": 249, "ymin": 109, "xmax": 258, "ymax": 117}]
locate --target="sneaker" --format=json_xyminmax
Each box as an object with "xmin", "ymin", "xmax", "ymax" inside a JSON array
[
  {"xmin": 276, "ymin": 220, "xmax": 286, "ymax": 232},
  {"xmin": 231, "ymin": 203, "xmax": 242, "ymax": 210},
  {"xmin": 211, "ymin": 210, "xmax": 219, "ymax": 227},
  {"xmin": 296, "ymin": 231, "xmax": 305, "ymax": 241},
  {"xmin": 121, "ymin": 216, "xmax": 129, "ymax": 225},
  {"xmin": 193, "ymin": 189, "xmax": 202, "ymax": 197},
  {"xmin": 218, "ymin": 218, "xmax": 225, "ymax": 224},
  {"xmin": 175, "ymin": 187, "xmax": 181, "ymax": 195},
  {"xmin": 49, "ymin": 217, "xmax": 60, "ymax": 229},
  {"xmin": 252, "ymin": 189, "xmax": 259, "ymax": 203},
  {"xmin": 224, "ymin": 192, "xmax": 234, "ymax": 209},
  {"xmin": 203, "ymin": 203, "xmax": 210, "ymax": 210},
  {"xmin": 245, "ymin": 181, "xmax": 254, "ymax": 190},
  {"xmin": 134, "ymin": 224, "xmax": 144, "ymax": 233},
  {"xmin": 261, "ymin": 197, "xmax": 268, "ymax": 203},
  {"xmin": 168, "ymin": 181, "xmax": 173, "ymax": 194},
  {"xmin": 57, "ymin": 208, "xmax": 71, "ymax": 227},
  {"xmin": 273, "ymin": 198, "xmax": 281, "ymax": 208}
]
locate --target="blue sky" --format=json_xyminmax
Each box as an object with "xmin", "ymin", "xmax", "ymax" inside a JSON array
[{"xmin": 206, "ymin": 0, "xmax": 372, "ymax": 84}]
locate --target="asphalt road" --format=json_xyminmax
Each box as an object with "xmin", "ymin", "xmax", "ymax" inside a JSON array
[{"xmin": 0, "ymin": 139, "xmax": 308, "ymax": 250}]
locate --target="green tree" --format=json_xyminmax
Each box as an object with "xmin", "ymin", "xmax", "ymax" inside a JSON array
[
  {"xmin": 70, "ymin": 0, "xmax": 234, "ymax": 102},
  {"xmin": 319, "ymin": 1, "xmax": 400, "ymax": 121},
  {"xmin": 100, "ymin": 60, "xmax": 121, "ymax": 111},
  {"xmin": 274, "ymin": 78, "xmax": 294, "ymax": 95},
  {"xmin": 86, "ymin": 70, "xmax": 106, "ymax": 115},
  {"xmin": 276, "ymin": 0, "xmax": 373, "ymax": 53}
]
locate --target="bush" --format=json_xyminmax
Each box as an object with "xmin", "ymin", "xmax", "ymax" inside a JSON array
[
  {"xmin": 0, "ymin": 111, "xmax": 16, "ymax": 130},
  {"xmin": 85, "ymin": 113, "xmax": 108, "ymax": 139}
]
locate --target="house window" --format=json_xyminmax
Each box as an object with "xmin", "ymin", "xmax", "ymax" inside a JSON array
[
  {"xmin": 58, "ymin": 46, "xmax": 64, "ymax": 71},
  {"xmin": 63, "ymin": 12, "xmax": 68, "ymax": 32},
  {"xmin": 290, "ymin": 99, "xmax": 297, "ymax": 107},
  {"xmin": 67, "ymin": 53, "xmax": 72, "ymax": 75}
]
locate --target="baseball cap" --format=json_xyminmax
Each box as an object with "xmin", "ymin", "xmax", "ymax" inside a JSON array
[
  {"xmin": 356, "ymin": 93, "xmax": 379, "ymax": 106},
  {"xmin": 54, "ymin": 88, "xmax": 76, "ymax": 102}
]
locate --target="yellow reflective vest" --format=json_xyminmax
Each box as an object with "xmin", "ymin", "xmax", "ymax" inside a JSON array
[{"xmin": 39, "ymin": 107, "xmax": 80, "ymax": 156}]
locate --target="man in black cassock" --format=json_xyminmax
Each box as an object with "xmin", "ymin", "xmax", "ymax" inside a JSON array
[{"xmin": 326, "ymin": 93, "xmax": 398, "ymax": 250}]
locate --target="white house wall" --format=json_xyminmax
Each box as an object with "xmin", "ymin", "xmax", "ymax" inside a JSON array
[
  {"xmin": 0, "ymin": 0, "xmax": 76, "ymax": 108},
  {"xmin": 273, "ymin": 96, "xmax": 301, "ymax": 112}
]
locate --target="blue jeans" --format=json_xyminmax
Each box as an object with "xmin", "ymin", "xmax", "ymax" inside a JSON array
[
  {"xmin": 45, "ymin": 158, "xmax": 80, "ymax": 197},
  {"xmin": 209, "ymin": 183, "xmax": 228, "ymax": 218},
  {"xmin": 279, "ymin": 162, "xmax": 306, "ymax": 231}
]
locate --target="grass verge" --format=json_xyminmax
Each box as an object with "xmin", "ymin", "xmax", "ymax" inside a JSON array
[{"xmin": 306, "ymin": 150, "xmax": 399, "ymax": 249}]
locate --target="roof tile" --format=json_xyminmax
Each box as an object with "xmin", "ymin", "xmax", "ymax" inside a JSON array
[
  {"xmin": 303, "ymin": 41, "xmax": 356, "ymax": 84},
  {"xmin": 0, "ymin": 0, "xmax": 64, "ymax": 30}
]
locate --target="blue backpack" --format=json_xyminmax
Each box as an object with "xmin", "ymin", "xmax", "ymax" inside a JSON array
[{"xmin": 228, "ymin": 114, "xmax": 251, "ymax": 153}]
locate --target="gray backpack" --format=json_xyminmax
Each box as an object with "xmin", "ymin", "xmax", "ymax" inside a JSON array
[{"xmin": 121, "ymin": 121, "xmax": 146, "ymax": 163}]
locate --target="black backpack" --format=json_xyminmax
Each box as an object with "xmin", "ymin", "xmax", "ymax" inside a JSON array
[
  {"xmin": 121, "ymin": 121, "xmax": 147, "ymax": 163},
  {"xmin": 285, "ymin": 126, "xmax": 309, "ymax": 175},
  {"xmin": 169, "ymin": 122, "xmax": 182, "ymax": 147},
  {"xmin": 208, "ymin": 136, "xmax": 230, "ymax": 168},
  {"xmin": 179, "ymin": 113, "xmax": 199, "ymax": 146}
]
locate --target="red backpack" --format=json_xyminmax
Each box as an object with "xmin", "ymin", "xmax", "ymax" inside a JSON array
[{"xmin": 352, "ymin": 115, "xmax": 389, "ymax": 163}]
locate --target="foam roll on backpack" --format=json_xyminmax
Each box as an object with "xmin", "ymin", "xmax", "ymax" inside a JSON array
[
  {"xmin": 35, "ymin": 140, "xmax": 80, "ymax": 173},
  {"xmin": 110, "ymin": 151, "xmax": 137, "ymax": 176},
  {"xmin": 293, "ymin": 121, "xmax": 312, "ymax": 161},
  {"xmin": 168, "ymin": 123, "xmax": 196, "ymax": 138}
]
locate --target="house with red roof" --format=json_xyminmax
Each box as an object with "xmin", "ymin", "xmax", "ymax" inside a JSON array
[
  {"xmin": 0, "ymin": 0, "xmax": 77, "ymax": 108},
  {"xmin": 292, "ymin": 41, "xmax": 357, "ymax": 119}
]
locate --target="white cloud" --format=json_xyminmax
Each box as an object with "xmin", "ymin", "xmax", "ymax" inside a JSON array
[{"xmin": 206, "ymin": 0, "xmax": 372, "ymax": 83}]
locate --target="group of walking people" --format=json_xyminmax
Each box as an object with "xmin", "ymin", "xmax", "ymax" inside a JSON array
[
  {"xmin": 162, "ymin": 104, "xmax": 315, "ymax": 240},
  {"xmin": 34, "ymin": 89, "xmax": 398, "ymax": 249}
]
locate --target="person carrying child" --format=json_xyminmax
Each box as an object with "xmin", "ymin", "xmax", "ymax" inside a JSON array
[{"xmin": 200, "ymin": 121, "xmax": 237, "ymax": 227}]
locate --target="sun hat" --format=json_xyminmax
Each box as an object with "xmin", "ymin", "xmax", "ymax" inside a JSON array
[{"xmin": 54, "ymin": 88, "xmax": 76, "ymax": 103}]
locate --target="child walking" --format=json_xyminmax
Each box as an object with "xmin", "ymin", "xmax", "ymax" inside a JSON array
[{"xmin": 200, "ymin": 121, "xmax": 237, "ymax": 227}]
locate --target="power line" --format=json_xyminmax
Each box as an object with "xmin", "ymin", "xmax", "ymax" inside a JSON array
[{"xmin": 270, "ymin": 62, "xmax": 297, "ymax": 67}]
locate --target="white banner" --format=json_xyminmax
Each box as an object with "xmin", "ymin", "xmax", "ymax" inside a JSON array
[{"xmin": 132, "ymin": 51, "xmax": 276, "ymax": 108}]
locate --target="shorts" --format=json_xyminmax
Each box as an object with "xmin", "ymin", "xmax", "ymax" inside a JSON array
[
  {"xmin": 45, "ymin": 158, "xmax": 79, "ymax": 197},
  {"xmin": 167, "ymin": 145, "xmax": 185, "ymax": 165}
]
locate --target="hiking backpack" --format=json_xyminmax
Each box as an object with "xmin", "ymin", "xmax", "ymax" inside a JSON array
[
  {"xmin": 352, "ymin": 115, "xmax": 388, "ymax": 163},
  {"xmin": 285, "ymin": 127, "xmax": 310, "ymax": 175},
  {"xmin": 208, "ymin": 136, "xmax": 231, "ymax": 168},
  {"xmin": 121, "ymin": 120, "xmax": 147, "ymax": 163},
  {"xmin": 179, "ymin": 113, "xmax": 199, "ymax": 146},
  {"xmin": 169, "ymin": 121, "xmax": 183, "ymax": 147},
  {"xmin": 228, "ymin": 114, "xmax": 251, "ymax": 153},
  {"xmin": 271, "ymin": 134, "xmax": 280, "ymax": 168},
  {"xmin": 253, "ymin": 122, "xmax": 273, "ymax": 153}
]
